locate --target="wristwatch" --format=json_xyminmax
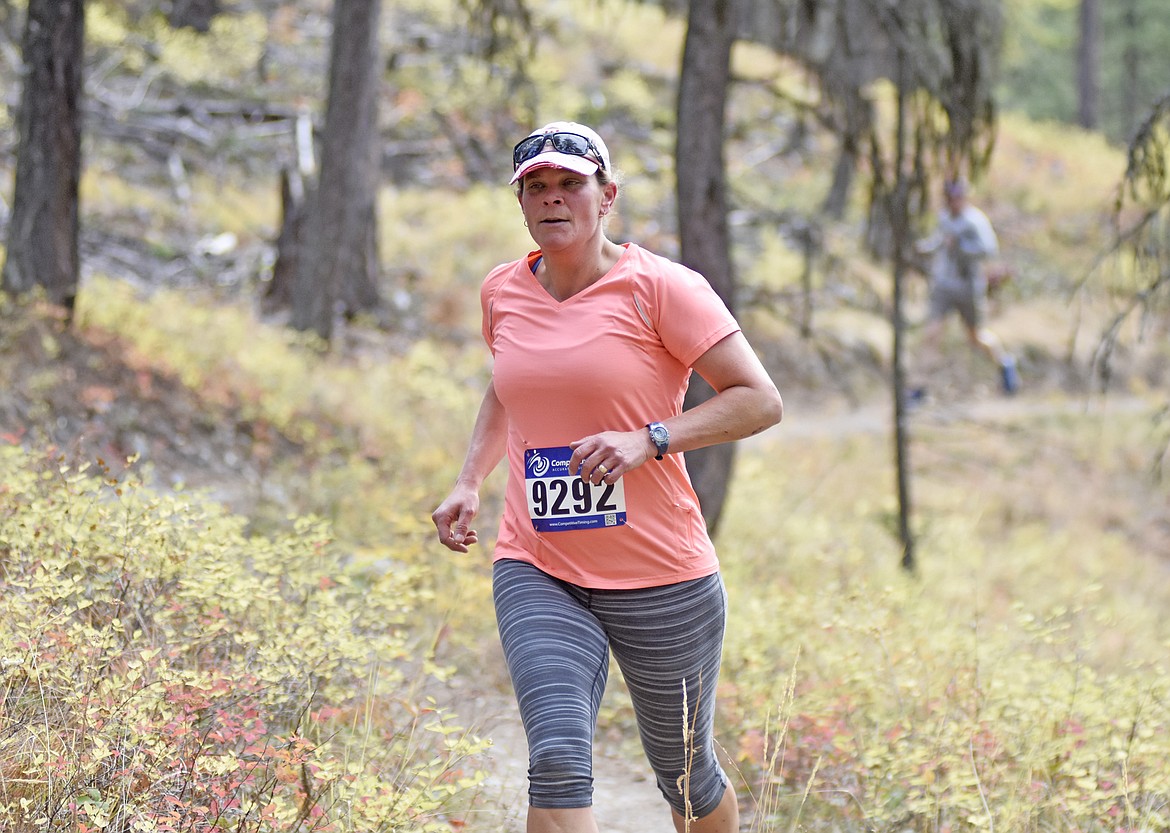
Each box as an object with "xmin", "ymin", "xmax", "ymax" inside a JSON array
[{"xmin": 646, "ymin": 422, "xmax": 669, "ymax": 460}]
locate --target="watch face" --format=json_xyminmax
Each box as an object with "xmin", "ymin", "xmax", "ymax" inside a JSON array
[{"xmin": 649, "ymin": 423, "xmax": 669, "ymax": 454}]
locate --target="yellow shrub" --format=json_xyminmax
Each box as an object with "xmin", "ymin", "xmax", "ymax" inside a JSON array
[
  {"xmin": 0, "ymin": 445, "xmax": 487, "ymax": 831},
  {"xmin": 718, "ymin": 428, "xmax": 1170, "ymax": 833}
]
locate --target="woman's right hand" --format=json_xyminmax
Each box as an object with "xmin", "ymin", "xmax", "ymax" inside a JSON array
[{"xmin": 432, "ymin": 485, "xmax": 481, "ymax": 553}]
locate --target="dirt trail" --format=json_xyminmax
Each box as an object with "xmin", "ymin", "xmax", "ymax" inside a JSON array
[
  {"xmin": 773, "ymin": 387, "xmax": 1154, "ymax": 440},
  {"xmin": 459, "ymin": 688, "xmax": 670, "ymax": 833}
]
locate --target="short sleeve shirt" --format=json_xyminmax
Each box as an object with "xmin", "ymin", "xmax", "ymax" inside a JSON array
[
  {"xmin": 481, "ymin": 242, "xmax": 741, "ymax": 589},
  {"xmin": 931, "ymin": 205, "xmax": 998, "ymax": 291}
]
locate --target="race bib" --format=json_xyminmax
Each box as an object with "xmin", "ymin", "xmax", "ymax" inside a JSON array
[{"xmin": 524, "ymin": 446, "xmax": 627, "ymax": 532}]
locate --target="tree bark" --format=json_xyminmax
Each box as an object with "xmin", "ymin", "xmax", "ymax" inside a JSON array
[
  {"xmin": 819, "ymin": 2, "xmax": 875, "ymax": 219},
  {"xmin": 167, "ymin": 0, "xmax": 220, "ymax": 32},
  {"xmin": 676, "ymin": 0, "xmax": 738, "ymax": 535},
  {"xmin": 889, "ymin": 53, "xmax": 915, "ymax": 573},
  {"xmin": 2, "ymin": 0, "xmax": 85, "ymax": 315},
  {"xmin": 1121, "ymin": 0, "xmax": 1140, "ymax": 139},
  {"xmin": 1077, "ymin": 0, "xmax": 1100, "ymax": 129},
  {"xmin": 290, "ymin": 0, "xmax": 383, "ymax": 340},
  {"xmin": 264, "ymin": 167, "xmax": 306, "ymax": 315}
]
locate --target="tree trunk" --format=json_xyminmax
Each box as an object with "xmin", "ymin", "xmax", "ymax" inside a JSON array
[
  {"xmin": 291, "ymin": 0, "xmax": 383, "ymax": 340},
  {"xmin": 2, "ymin": 0, "xmax": 85, "ymax": 315},
  {"xmin": 264, "ymin": 167, "xmax": 307, "ymax": 315},
  {"xmin": 822, "ymin": 138, "xmax": 858, "ymax": 220},
  {"xmin": 676, "ymin": 0, "xmax": 738, "ymax": 535},
  {"xmin": 1121, "ymin": 0, "xmax": 1140, "ymax": 139},
  {"xmin": 1077, "ymin": 0, "xmax": 1100, "ymax": 129},
  {"xmin": 820, "ymin": 3, "xmax": 875, "ymax": 220},
  {"xmin": 889, "ymin": 65, "xmax": 915, "ymax": 574},
  {"xmin": 267, "ymin": 110, "xmax": 314, "ymax": 314},
  {"xmin": 167, "ymin": 0, "xmax": 220, "ymax": 32}
]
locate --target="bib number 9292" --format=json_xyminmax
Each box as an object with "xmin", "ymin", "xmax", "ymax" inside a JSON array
[{"xmin": 524, "ymin": 446, "xmax": 627, "ymax": 532}]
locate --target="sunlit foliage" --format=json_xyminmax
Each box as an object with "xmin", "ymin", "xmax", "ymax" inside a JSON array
[
  {"xmin": 0, "ymin": 444, "xmax": 488, "ymax": 831},
  {"xmin": 719, "ymin": 424, "xmax": 1170, "ymax": 832},
  {"xmin": 86, "ymin": 4, "xmax": 266, "ymax": 86}
]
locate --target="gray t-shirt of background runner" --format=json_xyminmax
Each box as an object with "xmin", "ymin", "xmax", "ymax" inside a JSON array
[{"xmin": 923, "ymin": 205, "xmax": 999, "ymax": 291}]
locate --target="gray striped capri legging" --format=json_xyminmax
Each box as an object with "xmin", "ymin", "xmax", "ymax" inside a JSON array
[{"xmin": 492, "ymin": 558, "xmax": 731, "ymax": 818}]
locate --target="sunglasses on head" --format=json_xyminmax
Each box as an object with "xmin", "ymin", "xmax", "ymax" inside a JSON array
[{"xmin": 512, "ymin": 131, "xmax": 606, "ymax": 171}]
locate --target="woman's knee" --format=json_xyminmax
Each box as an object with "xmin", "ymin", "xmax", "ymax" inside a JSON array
[
  {"xmin": 527, "ymin": 744, "xmax": 594, "ymax": 809},
  {"xmin": 654, "ymin": 758, "xmax": 729, "ymax": 818}
]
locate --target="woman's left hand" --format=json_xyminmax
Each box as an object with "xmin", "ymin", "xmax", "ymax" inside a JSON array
[{"xmin": 568, "ymin": 430, "xmax": 653, "ymax": 485}]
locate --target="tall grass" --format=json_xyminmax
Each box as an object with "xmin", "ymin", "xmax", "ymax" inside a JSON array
[{"xmin": 717, "ymin": 411, "xmax": 1170, "ymax": 832}]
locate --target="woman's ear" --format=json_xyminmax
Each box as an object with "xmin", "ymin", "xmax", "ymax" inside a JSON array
[{"xmin": 600, "ymin": 181, "xmax": 618, "ymax": 215}]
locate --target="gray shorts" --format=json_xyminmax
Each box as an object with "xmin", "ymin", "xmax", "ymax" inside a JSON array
[
  {"xmin": 929, "ymin": 279, "xmax": 987, "ymax": 329},
  {"xmin": 492, "ymin": 558, "xmax": 731, "ymax": 817}
]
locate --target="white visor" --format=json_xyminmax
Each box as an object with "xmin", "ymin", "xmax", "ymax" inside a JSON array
[
  {"xmin": 510, "ymin": 152, "xmax": 599, "ymax": 185},
  {"xmin": 509, "ymin": 121, "xmax": 610, "ymax": 185}
]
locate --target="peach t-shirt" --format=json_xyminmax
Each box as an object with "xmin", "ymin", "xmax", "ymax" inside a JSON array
[{"xmin": 481, "ymin": 242, "xmax": 740, "ymax": 589}]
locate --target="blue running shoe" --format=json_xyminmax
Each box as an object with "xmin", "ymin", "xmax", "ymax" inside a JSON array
[{"xmin": 1000, "ymin": 356, "xmax": 1020, "ymax": 395}]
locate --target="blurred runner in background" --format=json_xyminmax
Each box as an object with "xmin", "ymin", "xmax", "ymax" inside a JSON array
[{"xmin": 912, "ymin": 177, "xmax": 1020, "ymax": 400}]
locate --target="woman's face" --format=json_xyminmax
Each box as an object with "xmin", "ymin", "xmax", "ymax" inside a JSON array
[{"xmin": 517, "ymin": 166, "xmax": 616, "ymax": 251}]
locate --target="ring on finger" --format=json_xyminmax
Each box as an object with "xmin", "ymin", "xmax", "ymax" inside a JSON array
[{"xmin": 597, "ymin": 464, "xmax": 609, "ymax": 476}]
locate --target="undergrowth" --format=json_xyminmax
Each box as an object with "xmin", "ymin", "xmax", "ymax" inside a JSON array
[
  {"xmin": 0, "ymin": 442, "xmax": 488, "ymax": 831},
  {"xmin": 34, "ymin": 269, "xmax": 1170, "ymax": 833},
  {"xmin": 719, "ymin": 427, "xmax": 1170, "ymax": 833},
  {"xmin": 74, "ymin": 276, "xmax": 489, "ymax": 553}
]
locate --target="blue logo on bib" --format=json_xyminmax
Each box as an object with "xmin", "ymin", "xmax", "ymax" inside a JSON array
[{"xmin": 524, "ymin": 445, "xmax": 627, "ymax": 532}]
